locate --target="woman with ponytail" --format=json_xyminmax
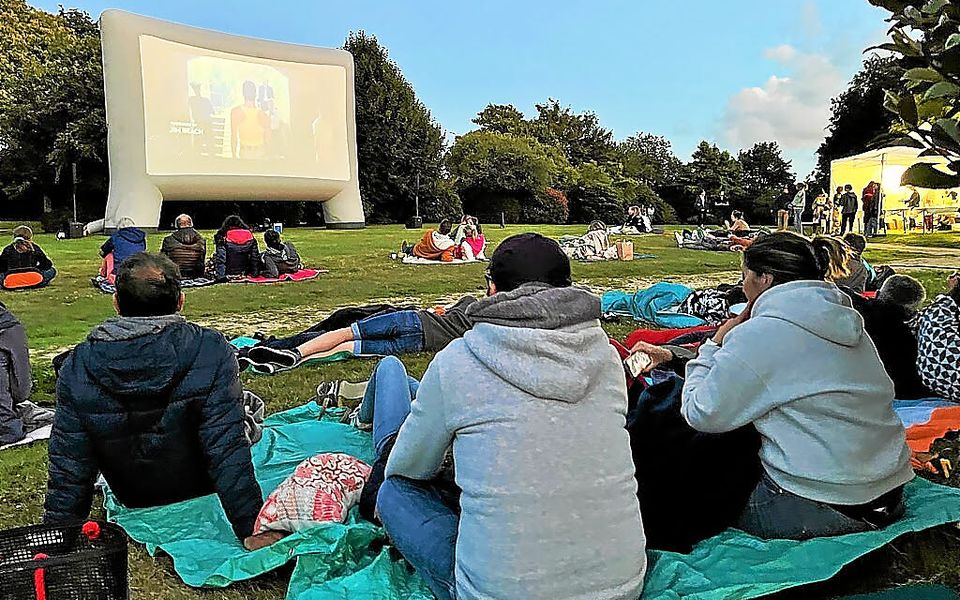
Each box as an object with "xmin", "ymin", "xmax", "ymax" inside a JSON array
[
  {"xmin": 680, "ymin": 231, "xmax": 913, "ymax": 540},
  {"xmin": 0, "ymin": 226, "xmax": 57, "ymax": 289}
]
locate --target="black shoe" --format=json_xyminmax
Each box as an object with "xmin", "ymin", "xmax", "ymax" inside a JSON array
[
  {"xmin": 247, "ymin": 346, "xmax": 301, "ymax": 368},
  {"xmin": 238, "ymin": 356, "xmax": 252, "ymax": 372}
]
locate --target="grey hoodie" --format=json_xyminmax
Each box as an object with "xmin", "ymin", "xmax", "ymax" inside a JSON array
[
  {"xmin": 0, "ymin": 305, "xmax": 30, "ymax": 444},
  {"xmin": 682, "ymin": 280, "xmax": 914, "ymax": 505},
  {"xmin": 386, "ymin": 284, "xmax": 646, "ymax": 600}
]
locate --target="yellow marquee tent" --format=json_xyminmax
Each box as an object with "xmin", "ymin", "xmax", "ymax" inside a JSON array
[{"xmin": 829, "ymin": 146, "xmax": 960, "ymax": 231}]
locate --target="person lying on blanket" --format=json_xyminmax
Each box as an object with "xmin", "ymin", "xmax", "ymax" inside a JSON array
[
  {"xmin": 352, "ymin": 233, "xmax": 647, "ymax": 600},
  {"xmin": 724, "ymin": 210, "xmax": 750, "ymax": 234},
  {"xmin": 43, "ymin": 253, "xmax": 275, "ymax": 551},
  {"xmin": 401, "ymin": 219, "xmax": 456, "ymax": 262},
  {"xmin": 244, "ymin": 295, "xmax": 478, "ymax": 370},
  {"xmin": 680, "ymin": 232, "xmax": 914, "ymax": 541},
  {"xmin": 842, "ymin": 275, "xmax": 933, "ymax": 400},
  {"xmin": 914, "ymin": 271, "xmax": 960, "ymax": 403},
  {"xmin": 260, "ymin": 229, "xmax": 302, "ymax": 278}
]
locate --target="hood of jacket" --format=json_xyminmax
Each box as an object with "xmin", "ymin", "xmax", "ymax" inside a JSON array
[
  {"xmin": 226, "ymin": 229, "xmax": 254, "ymax": 245},
  {"xmin": 0, "ymin": 304, "xmax": 19, "ymax": 333},
  {"xmin": 752, "ymin": 280, "xmax": 864, "ymax": 347},
  {"xmin": 82, "ymin": 315, "xmax": 196, "ymax": 397},
  {"xmin": 172, "ymin": 227, "xmax": 203, "ymax": 246},
  {"xmin": 117, "ymin": 227, "xmax": 146, "ymax": 245},
  {"xmin": 465, "ymin": 282, "xmax": 601, "ymax": 329},
  {"xmin": 462, "ymin": 284, "xmax": 612, "ymax": 404}
]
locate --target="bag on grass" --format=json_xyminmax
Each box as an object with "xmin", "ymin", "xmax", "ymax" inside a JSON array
[{"xmin": 616, "ymin": 240, "xmax": 634, "ymax": 261}]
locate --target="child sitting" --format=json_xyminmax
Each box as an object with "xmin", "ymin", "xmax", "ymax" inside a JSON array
[
  {"xmin": 261, "ymin": 230, "xmax": 302, "ymax": 278},
  {"xmin": 458, "ymin": 224, "xmax": 486, "ymax": 261}
]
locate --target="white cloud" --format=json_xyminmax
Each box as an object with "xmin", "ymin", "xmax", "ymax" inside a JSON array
[{"xmin": 722, "ymin": 47, "xmax": 845, "ymax": 175}]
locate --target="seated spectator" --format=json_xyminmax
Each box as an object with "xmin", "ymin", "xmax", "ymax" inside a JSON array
[
  {"xmin": 44, "ymin": 253, "xmax": 267, "ymax": 549},
  {"xmin": 0, "ymin": 226, "xmax": 57, "ymax": 288},
  {"xmin": 452, "ymin": 215, "xmax": 480, "ymax": 246},
  {"xmin": 623, "ymin": 205, "xmax": 644, "ymax": 231},
  {"xmin": 362, "ymin": 234, "xmax": 646, "ymax": 599},
  {"xmin": 725, "ymin": 210, "xmax": 750, "ymax": 233},
  {"xmin": 213, "ymin": 215, "xmax": 260, "ymax": 279},
  {"xmin": 160, "ymin": 214, "xmax": 206, "ymax": 279},
  {"xmin": 915, "ymin": 272, "xmax": 960, "ymax": 403},
  {"xmin": 837, "ymin": 233, "xmax": 875, "ymax": 293},
  {"xmin": 261, "ymin": 230, "xmax": 302, "ymax": 278},
  {"xmin": 403, "ymin": 219, "xmax": 456, "ymax": 262},
  {"xmin": 99, "ymin": 217, "xmax": 147, "ymax": 283},
  {"xmin": 844, "ymin": 275, "xmax": 932, "ymax": 400},
  {"xmin": 457, "ymin": 223, "xmax": 486, "ymax": 261},
  {"xmin": 681, "ymin": 232, "xmax": 913, "ymax": 540},
  {"xmin": 0, "ymin": 301, "xmax": 29, "ymax": 444}
]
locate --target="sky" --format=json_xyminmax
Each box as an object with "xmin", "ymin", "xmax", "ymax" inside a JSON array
[{"xmin": 31, "ymin": 0, "xmax": 893, "ymax": 177}]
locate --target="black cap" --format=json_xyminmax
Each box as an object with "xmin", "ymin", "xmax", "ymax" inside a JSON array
[{"xmin": 488, "ymin": 233, "xmax": 572, "ymax": 292}]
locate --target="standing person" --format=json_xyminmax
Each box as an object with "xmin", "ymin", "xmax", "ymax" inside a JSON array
[
  {"xmin": 681, "ymin": 232, "xmax": 913, "ymax": 540},
  {"xmin": 160, "ymin": 214, "xmax": 206, "ymax": 279},
  {"xmin": 790, "ymin": 183, "xmax": 807, "ymax": 234},
  {"xmin": 776, "ymin": 186, "xmax": 793, "ymax": 231},
  {"xmin": 862, "ymin": 182, "xmax": 878, "ymax": 237},
  {"xmin": 260, "ymin": 229, "xmax": 302, "ymax": 278},
  {"xmin": 366, "ymin": 234, "xmax": 647, "ymax": 600},
  {"xmin": 0, "ymin": 226, "xmax": 57, "ymax": 288},
  {"xmin": 840, "ymin": 184, "xmax": 859, "ymax": 234},
  {"xmin": 44, "ymin": 254, "xmax": 270, "ymax": 549},
  {"xmin": 697, "ymin": 190, "xmax": 708, "ymax": 226}
]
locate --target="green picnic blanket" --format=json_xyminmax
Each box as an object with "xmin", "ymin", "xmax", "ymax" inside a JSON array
[{"xmin": 104, "ymin": 401, "xmax": 960, "ymax": 599}]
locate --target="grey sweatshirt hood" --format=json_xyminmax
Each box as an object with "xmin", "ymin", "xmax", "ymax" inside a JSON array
[
  {"xmin": 0, "ymin": 304, "xmax": 20, "ymax": 332},
  {"xmin": 89, "ymin": 314, "xmax": 186, "ymax": 342},
  {"xmin": 465, "ymin": 282, "xmax": 601, "ymax": 329},
  {"xmin": 463, "ymin": 284, "xmax": 610, "ymax": 404},
  {"xmin": 752, "ymin": 280, "xmax": 864, "ymax": 347}
]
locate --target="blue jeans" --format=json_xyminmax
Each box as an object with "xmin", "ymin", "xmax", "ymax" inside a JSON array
[
  {"xmin": 792, "ymin": 208, "xmax": 804, "ymax": 234},
  {"xmin": 364, "ymin": 357, "xmax": 458, "ymax": 600},
  {"xmin": 736, "ymin": 473, "xmax": 900, "ymax": 540},
  {"xmin": 351, "ymin": 311, "xmax": 424, "ymax": 357}
]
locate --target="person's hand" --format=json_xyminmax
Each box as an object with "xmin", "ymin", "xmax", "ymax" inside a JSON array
[
  {"xmin": 627, "ymin": 341, "xmax": 674, "ymax": 373},
  {"xmin": 243, "ymin": 530, "xmax": 289, "ymax": 551},
  {"xmin": 948, "ymin": 272, "xmax": 959, "ymax": 293},
  {"xmin": 712, "ymin": 301, "xmax": 754, "ymax": 346}
]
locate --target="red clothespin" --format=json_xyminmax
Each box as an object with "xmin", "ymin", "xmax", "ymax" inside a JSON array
[{"xmin": 33, "ymin": 553, "xmax": 49, "ymax": 600}]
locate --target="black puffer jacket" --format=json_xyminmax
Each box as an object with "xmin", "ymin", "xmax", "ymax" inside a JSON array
[
  {"xmin": 161, "ymin": 228, "xmax": 207, "ymax": 278},
  {"xmin": 44, "ymin": 316, "xmax": 262, "ymax": 540}
]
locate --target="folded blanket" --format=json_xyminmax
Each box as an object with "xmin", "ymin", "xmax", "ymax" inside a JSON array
[
  {"xmin": 412, "ymin": 230, "xmax": 455, "ymax": 262},
  {"xmin": 92, "ymin": 275, "xmax": 217, "ymax": 294},
  {"xmin": 235, "ymin": 269, "xmax": 325, "ymax": 284}
]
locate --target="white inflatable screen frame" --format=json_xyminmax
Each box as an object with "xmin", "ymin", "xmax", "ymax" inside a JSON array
[{"xmin": 97, "ymin": 10, "xmax": 364, "ymax": 231}]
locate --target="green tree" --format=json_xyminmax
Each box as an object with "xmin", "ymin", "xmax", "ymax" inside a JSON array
[
  {"xmin": 812, "ymin": 55, "xmax": 902, "ymax": 191},
  {"xmin": 567, "ymin": 162, "xmax": 628, "ymax": 224},
  {"xmin": 446, "ymin": 130, "xmax": 572, "ymax": 223},
  {"xmin": 868, "ymin": 0, "xmax": 960, "ymax": 188},
  {"xmin": 737, "ymin": 141, "xmax": 796, "ymax": 222},
  {"xmin": 617, "ymin": 132, "xmax": 683, "ymax": 188},
  {"xmin": 0, "ymin": 1, "xmax": 106, "ymax": 220},
  {"xmin": 677, "ymin": 141, "xmax": 743, "ymax": 222},
  {"xmin": 345, "ymin": 31, "xmax": 446, "ymax": 223},
  {"xmin": 529, "ymin": 99, "xmax": 617, "ymax": 167},
  {"xmin": 472, "ymin": 103, "xmax": 528, "ymax": 136}
]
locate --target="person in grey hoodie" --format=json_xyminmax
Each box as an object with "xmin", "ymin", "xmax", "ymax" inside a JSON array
[
  {"xmin": 0, "ymin": 301, "xmax": 30, "ymax": 444},
  {"xmin": 360, "ymin": 233, "xmax": 646, "ymax": 600},
  {"xmin": 682, "ymin": 232, "xmax": 914, "ymax": 540}
]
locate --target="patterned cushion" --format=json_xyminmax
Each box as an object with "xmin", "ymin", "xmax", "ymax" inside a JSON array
[
  {"xmin": 916, "ymin": 295, "xmax": 960, "ymax": 403},
  {"xmin": 254, "ymin": 452, "xmax": 371, "ymax": 534}
]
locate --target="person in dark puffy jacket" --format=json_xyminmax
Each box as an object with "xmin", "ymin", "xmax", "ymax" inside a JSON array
[
  {"xmin": 161, "ymin": 214, "xmax": 207, "ymax": 279},
  {"xmin": 44, "ymin": 253, "xmax": 266, "ymax": 548},
  {"xmin": 260, "ymin": 229, "xmax": 301, "ymax": 278},
  {"xmin": 213, "ymin": 215, "xmax": 260, "ymax": 279},
  {"xmin": 99, "ymin": 217, "xmax": 147, "ymax": 281}
]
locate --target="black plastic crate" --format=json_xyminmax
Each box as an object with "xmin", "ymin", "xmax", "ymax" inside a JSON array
[{"xmin": 0, "ymin": 521, "xmax": 128, "ymax": 600}]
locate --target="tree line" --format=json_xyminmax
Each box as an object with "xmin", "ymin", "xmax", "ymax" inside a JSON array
[{"xmin": 0, "ymin": 1, "xmax": 900, "ymax": 229}]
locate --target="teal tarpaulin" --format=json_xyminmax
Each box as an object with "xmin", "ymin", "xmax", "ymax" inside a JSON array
[
  {"xmin": 105, "ymin": 402, "xmax": 960, "ymax": 599},
  {"xmin": 601, "ymin": 283, "xmax": 706, "ymax": 328}
]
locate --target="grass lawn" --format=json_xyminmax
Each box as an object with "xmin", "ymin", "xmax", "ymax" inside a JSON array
[{"xmin": 1, "ymin": 223, "xmax": 959, "ymax": 599}]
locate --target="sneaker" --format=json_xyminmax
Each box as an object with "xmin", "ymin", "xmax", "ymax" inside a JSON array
[
  {"xmin": 400, "ymin": 241, "xmax": 413, "ymax": 256},
  {"xmin": 342, "ymin": 405, "xmax": 372, "ymax": 431},
  {"xmin": 250, "ymin": 363, "xmax": 276, "ymax": 375},
  {"xmin": 674, "ymin": 232, "xmax": 683, "ymax": 247},
  {"xmin": 247, "ymin": 346, "xmax": 300, "ymax": 368},
  {"xmin": 314, "ymin": 381, "xmax": 340, "ymax": 409},
  {"xmin": 237, "ymin": 355, "xmax": 253, "ymax": 372}
]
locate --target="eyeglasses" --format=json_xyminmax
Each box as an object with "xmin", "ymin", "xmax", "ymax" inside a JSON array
[{"xmin": 484, "ymin": 269, "xmax": 493, "ymax": 285}]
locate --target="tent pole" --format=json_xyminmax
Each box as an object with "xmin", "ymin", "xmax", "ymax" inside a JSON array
[{"xmin": 878, "ymin": 152, "xmax": 886, "ymax": 235}]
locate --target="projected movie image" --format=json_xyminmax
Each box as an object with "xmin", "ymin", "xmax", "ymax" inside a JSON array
[{"xmin": 140, "ymin": 35, "xmax": 349, "ymax": 180}]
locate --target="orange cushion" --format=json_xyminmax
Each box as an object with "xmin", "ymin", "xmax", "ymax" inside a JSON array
[{"xmin": 3, "ymin": 271, "xmax": 44, "ymax": 289}]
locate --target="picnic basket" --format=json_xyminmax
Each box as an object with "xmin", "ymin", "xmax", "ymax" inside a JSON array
[{"xmin": 0, "ymin": 520, "xmax": 128, "ymax": 599}]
